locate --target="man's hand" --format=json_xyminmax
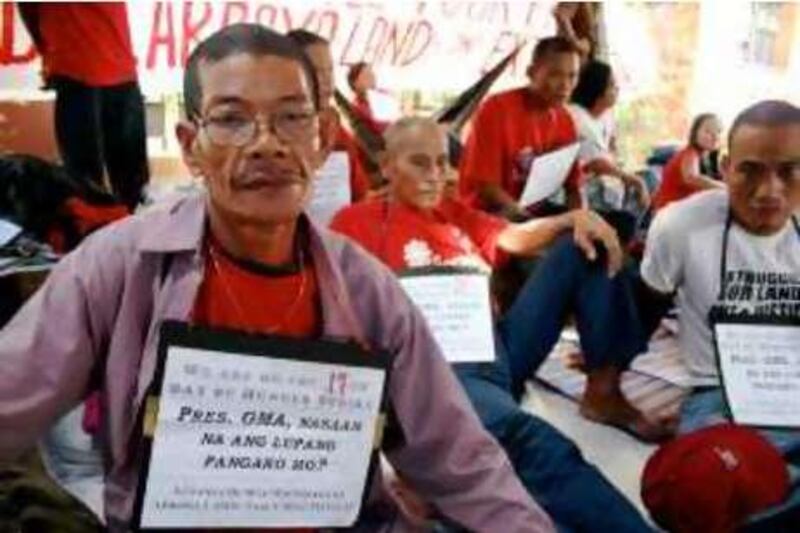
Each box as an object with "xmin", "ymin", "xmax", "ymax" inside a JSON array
[
  {"xmin": 570, "ymin": 209, "xmax": 623, "ymax": 276},
  {"xmin": 499, "ymin": 202, "xmax": 530, "ymax": 223},
  {"xmin": 624, "ymin": 173, "xmax": 651, "ymax": 208},
  {"xmin": 381, "ymin": 458, "xmax": 433, "ymax": 527}
]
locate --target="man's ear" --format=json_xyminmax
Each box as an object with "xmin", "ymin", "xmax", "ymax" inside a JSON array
[
  {"xmin": 526, "ymin": 63, "xmax": 537, "ymax": 83},
  {"xmin": 377, "ymin": 149, "xmax": 393, "ymax": 180},
  {"xmin": 176, "ymin": 120, "xmax": 204, "ymax": 178},
  {"xmin": 720, "ymin": 153, "xmax": 733, "ymax": 185},
  {"xmin": 317, "ymin": 108, "xmax": 338, "ymax": 162}
]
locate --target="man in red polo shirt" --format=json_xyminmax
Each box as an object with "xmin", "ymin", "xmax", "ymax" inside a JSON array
[
  {"xmin": 460, "ymin": 36, "xmax": 582, "ymax": 219},
  {"xmin": 18, "ymin": 2, "xmax": 148, "ymax": 211}
]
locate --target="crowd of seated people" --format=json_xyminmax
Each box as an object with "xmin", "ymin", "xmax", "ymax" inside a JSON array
[{"xmin": 0, "ymin": 13, "xmax": 798, "ymax": 533}]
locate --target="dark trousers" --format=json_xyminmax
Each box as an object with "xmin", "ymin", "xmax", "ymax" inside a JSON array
[
  {"xmin": 53, "ymin": 77, "xmax": 149, "ymax": 210},
  {"xmin": 454, "ymin": 237, "xmax": 653, "ymax": 532}
]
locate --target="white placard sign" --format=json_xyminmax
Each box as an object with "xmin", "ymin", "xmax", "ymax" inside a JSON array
[
  {"xmin": 399, "ymin": 272, "xmax": 495, "ymax": 363},
  {"xmin": 366, "ymin": 90, "xmax": 402, "ymax": 122},
  {"xmin": 715, "ymin": 322, "xmax": 800, "ymax": 428},
  {"xmin": 308, "ymin": 151, "xmax": 352, "ymax": 226},
  {"xmin": 137, "ymin": 344, "xmax": 386, "ymax": 529},
  {"xmin": 519, "ymin": 142, "xmax": 580, "ymax": 207},
  {"xmin": 0, "ymin": 219, "xmax": 22, "ymax": 247}
]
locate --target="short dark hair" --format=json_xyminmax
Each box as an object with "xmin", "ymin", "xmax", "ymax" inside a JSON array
[
  {"xmin": 571, "ymin": 60, "xmax": 612, "ymax": 110},
  {"xmin": 727, "ymin": 100, "xmax": 800, "ymax": 148},
  {"xmin": 531, "ymin": 36, "xmax": 579, "ymax": 65},
  {"xmin": 286, "ymin": 28, "xmax": 329, "ymax": 48},
  {"xmin": 183, "ymin": 23, "xmax": 319, "ymax": 119},
  {"xmin": 687, "ymin": 113, "xmax": 719, "ymax": 150},
  {"xmin": 347, "ymin": 62, "xmax": 368, "ymax": 92}
]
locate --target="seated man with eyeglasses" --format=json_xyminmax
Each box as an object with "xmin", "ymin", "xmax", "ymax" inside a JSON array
[{"xmin": 0, "ymin": 25, "xmax": 555, "ymax": 531}]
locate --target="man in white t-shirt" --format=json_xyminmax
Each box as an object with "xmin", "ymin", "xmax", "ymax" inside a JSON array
[{"xmin": 636, "ymin": 100, "xmax": 800, "ymax": 524}]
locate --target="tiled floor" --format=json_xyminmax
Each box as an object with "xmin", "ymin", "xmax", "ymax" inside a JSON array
[{"xmin": 522, "ymin": 381, "xmax": 658, "ymax": 522}]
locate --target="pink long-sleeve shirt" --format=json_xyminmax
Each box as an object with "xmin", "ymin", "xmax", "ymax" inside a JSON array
[{"xmin": 0, "ymin": 192, "xmax": 553, "ymax": 533}]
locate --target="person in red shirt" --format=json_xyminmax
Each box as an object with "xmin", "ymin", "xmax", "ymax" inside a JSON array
[
  {"xmin": 193, "ymin": 230, "xmax": 321, "ymax": 338},
  {"xmin": 0, "ymin": 25, "xmax": 557, "ymax": 532},
  {"xmin": 332, "ymin": 117, "xmax": 668, "ymax": 530},
  {"xmin": 287, "ymin": 30, "xmax": 371, "ymax": 202},
  {"xmin": 173, "ymin": 25, "xmax": 551, "ymax": 532},
  {"xmin": 18, "ymin": 2, "xmax": 148, "ymax": 211},
  {"xmin": 347, "ymin": 62, "xmax": 389, "ymax": 137},
  {"xmin": 652, "ymin": 113, "xmax": 725, "ymax": 211},
  {"xmin": 460, "ymin": 36, "xmax": 583, "ymax": 219}
]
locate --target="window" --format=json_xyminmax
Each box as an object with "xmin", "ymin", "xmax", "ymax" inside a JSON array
[{"xmin": 746, "ymin": 2, "xmax": 795, "ymax": 68}]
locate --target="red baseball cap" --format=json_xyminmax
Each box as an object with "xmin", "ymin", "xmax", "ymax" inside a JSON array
[{"xmin": 641, "ymin": 423, "xmax": 789, "ymax": 532}]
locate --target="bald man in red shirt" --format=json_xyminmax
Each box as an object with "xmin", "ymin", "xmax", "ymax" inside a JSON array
[{"xmin": 460, "ymin": 36, "xmax": 583, "ymax": 220}]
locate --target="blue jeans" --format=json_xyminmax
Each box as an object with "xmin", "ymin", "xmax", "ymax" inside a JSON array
[
  {"xmin": 454, "ymin": 237, "xmax": 652, "ymax": 532},
  {"xmin": 498, "ymin": 235, "xmax": 643, "ymax": 399}
]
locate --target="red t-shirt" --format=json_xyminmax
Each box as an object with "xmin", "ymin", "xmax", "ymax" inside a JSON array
[
  {"xmin": 330, "ymin": 198, "xmax": 509, "ymax": 272},
  {"xmin": 191, "ymin": 238, "xmax": 320, "ymax": 533},
  {"xmin": 352, "ymin": 93, "xmax": 388, "ymax": 137},
  {"xmin": 459, "ymin": 87, "xmax": 581, "ymax": 209},
  {"xmin": 653, "ymin": 146, "xmax": 702, "ymax": 211},
  {"xmin": 334, "ymin": 124, "xmax": 370, "ymax": 202},
  {"xmin": 192, "ymin": 239, "xmax": 321, "ymax": 339},
  {"xmin": 37, "ymin": 2, "xmax": 137, "ymax": 86}
]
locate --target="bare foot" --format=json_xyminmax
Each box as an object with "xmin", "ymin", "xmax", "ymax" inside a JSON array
[{"xmin": 579, "ymin": 391, "xmax": 676, "ymax": 443}]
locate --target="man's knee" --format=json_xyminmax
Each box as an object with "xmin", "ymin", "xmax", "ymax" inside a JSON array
[
  {"xmin": 540, "ymin": 235, "xmax": 598, "ymax": 275},
  {"xmin": 503, "ymin": 410, "xmax": 585, "ymax": 464}
]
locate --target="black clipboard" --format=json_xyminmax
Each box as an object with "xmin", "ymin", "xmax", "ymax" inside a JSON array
[
  {"xmin": 712, "ymin": 313, "xmax": 800, "ymax": 430},
  {"xmin": 397, "ymin": 265, "xmax": 489, "ymax": 278},
  {"xmin": 131, "ymin": 320, "xmax": 390, "ymax": 532}
]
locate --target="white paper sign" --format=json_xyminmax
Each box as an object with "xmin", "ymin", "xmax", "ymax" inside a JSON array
[
  {"xmin": 715, "ymin": 322, "xmax": 800, "ymax": 428},
  {"xmin": 308, "ymin": 152, "xmax": 352, "ymax": 226},
  {"xmin": 139, "ymin": 346, "xmax": 386, "ymax": 529},
  {"xmin": 0, "ymin": 219, "xmax": 22, "ymax": 247},
  {"xmin": 366, "ymin": 90, "xmax": 402, "ymax": 122},
  {"xmin": 519, "ymin": 142, "xmax": 580, "ymax": 207},
  {"xmin": 399, "ymin": 273, "xmax": 495, "ymax": 363}
]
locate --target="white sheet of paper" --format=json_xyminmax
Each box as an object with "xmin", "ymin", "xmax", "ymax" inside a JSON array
[
  {"xmin": 139, "ymin": 346, "xmax": 386, "ymax": 529},
  {"xmin": 0, "ymin": 219, "xmax": 22, "ymax": 247},
  {"xmin": 366, "ymin": 90, "xmax": 401, "ymax": 122},
  {"xmin": 715, "ymin": 323, "xmax": 800, "ymax": 427},
  {"xmin": 519, "ymin": 143, "xmax": 580, "ymax": 207},
  {"xmin": 308, "ymin": 152, "xmax": 352, "ymax": 226},
  {"xmin": 399, "ymin": 273, "xmax": 495, "ymax": 363}
]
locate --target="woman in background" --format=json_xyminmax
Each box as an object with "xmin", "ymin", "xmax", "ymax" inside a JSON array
[
  {"xmin": 347, "ymin": 62, "xmax": 389, "ymax": 137},
  {"xmin": 652, "ymin": 113, "xmax": 724, "ymax": 211}
]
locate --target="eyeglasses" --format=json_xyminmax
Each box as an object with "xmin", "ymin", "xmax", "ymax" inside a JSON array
[{"xmin": 196, "ymin": 106, "xmax": 317, "ymax": 147}]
